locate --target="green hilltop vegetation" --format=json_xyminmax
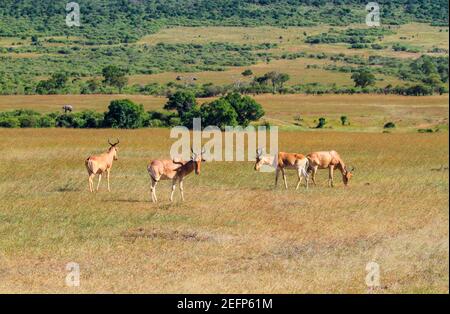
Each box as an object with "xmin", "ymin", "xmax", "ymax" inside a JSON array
[
  {"xmin": 0, "ymin": 0, "xmax": 448, "ymax": 96},
  {"xmin": 0, "ymin": 0, "xmax": 448, "ymax": 42}
]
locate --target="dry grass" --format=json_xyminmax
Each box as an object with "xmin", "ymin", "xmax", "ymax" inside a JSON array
[
  {"xmin": 0, "ymin": 128, "xmax": 448, "ymax": 293},
  {"xmin": 128, "ymin": 58, "xmax": 405, "ymax": 88}
]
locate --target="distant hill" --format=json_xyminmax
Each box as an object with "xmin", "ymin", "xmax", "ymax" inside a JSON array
[{"xmin": 0, "ymin": 0, "xmax": 448, "ymax": 42}]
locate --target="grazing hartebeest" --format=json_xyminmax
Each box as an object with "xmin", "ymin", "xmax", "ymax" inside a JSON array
[
  {"xmin": 147, "ymin": 149, "xmax": 205, "ymax": 203},
  {"xmin": 306, "ymin": 150, "xmax": 354, "ymax": 187},
  {"xmin": 254, "ymin": 149, "xmax": 309, "ymax": 190},
  {"xmin": 85, "ymin": 139, "xmax": 119, "ymax": 192}
]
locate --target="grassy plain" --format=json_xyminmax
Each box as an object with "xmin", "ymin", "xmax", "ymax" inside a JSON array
[{"xmin": 0, "ymin": 128, "xmax": 448, "ymax": 293}]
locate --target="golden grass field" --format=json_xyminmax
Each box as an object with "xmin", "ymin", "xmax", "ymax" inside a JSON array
[{"xmin": 0, "ymin": 127, "xmax": 448, "ymax": 293}]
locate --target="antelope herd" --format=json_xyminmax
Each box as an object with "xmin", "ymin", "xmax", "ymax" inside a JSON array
[{"xmin": 85, "ymin": 140, "xmax": 354, "ymax": 202}]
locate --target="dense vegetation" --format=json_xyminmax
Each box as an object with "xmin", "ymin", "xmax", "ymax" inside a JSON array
[
  {"xmin": 0, "ymin": 94, "xmax": 265, "ymax": 129},
  {"xmin": 0, "ymin": 1, "xmax": 448, "ymax": 96},
  {"xmin": 0, "ymin": 1, "xmax": 447, "ymax": 43}
]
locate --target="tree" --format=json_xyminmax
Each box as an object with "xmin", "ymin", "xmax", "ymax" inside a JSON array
[
  {"xmin": 103, "ymin": 99, "xmax": 145, "ymax": 129},
  {"xmin": 224, "ymin": 93, "xmax": 264, "ymax": 127},
  {"xmin": 164, "ymin": 91, "xmax": 197, "ymax": 117},
  {"xmin": 31, "ymin": 35, "xmax": 39, "ymax": 45},
  {"xmin": 351, "ymin": 68, "xmax": 376, "ymax": 88},
  {"xmin": 102, "ymin": 65, "xmax": 128, "ymax": 93},
  {"xmin": 262, "ymin": 71, "xmax": 290, "ymax": 94},
  {"xmin": 241, "ymin": 69, "xmax": 253, "ymax": 77},
  {"xmin": 200, "ymin": 99, "xmax": 238, "ymax": 130},
  {"xmin": 340, "ymin": 115, "xmax": 348, "ymax": 126},
  {"xmin": 316, "ymin": 117, "xmax": 327, "ymax": 128}
]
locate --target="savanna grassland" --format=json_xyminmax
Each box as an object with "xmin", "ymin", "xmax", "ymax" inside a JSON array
[
  {"xmin": 0, "ymin": 0, "xmax": 449, "ymax": 294},
  {"xmin": 0, "ymin": 128, "xmax": 448, "ymax": 293}
]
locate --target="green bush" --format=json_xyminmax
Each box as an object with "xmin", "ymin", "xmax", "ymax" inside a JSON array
[
  {"xmin": 168, "ymin": 117, "xmax": 182, "ymax": 127},
  {"xmin": 0, "ymin": 117, "xmax": 20, "ymax": 128},
  {"xmin": 18, "ymin": 115, "xmax": 40, "ymax": 128},
  {"xmin": 384, "ymin": 122, "xmax": 396, "ymax": 129},
  {"xmin": 103, "ymin": 99, "xmax": 145, "ymax": 129},
  {"xmin": 316, "ymin": 117, "xmax": 327, "ymax": 129},
  {"xmin": 147, "ymin": 119, "xmax": 165, "ymax": 128},
  {"xmin": 38, "ymin": 115, "xmax": 55, "ymax": 127}
]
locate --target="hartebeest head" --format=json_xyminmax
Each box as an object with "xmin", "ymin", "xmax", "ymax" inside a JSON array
[
  {"xmin": 254, "ymin": 148, "xmax": 264, "ymax": 171},
  {"xmin": 191, "ymin": 148, "xmax": 206, "ymax": 175},
  {"xmin": 342, "ymin": 166, "xmax": 354, "ymax": 186},
  {"xmin": 108, "ymin": 138, "xmax": 120, "ymax": 160}
]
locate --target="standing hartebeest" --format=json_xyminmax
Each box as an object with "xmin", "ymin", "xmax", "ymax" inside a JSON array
[
  {"xmin": 147, "ymin": 148, "xmax": 205, "ymax": 203},
  {"xmin": 306, "ymin": 150, "xmax": 354, "ymax": 187},
  {"xmin": 254, "ymin": 149, "xmax": 309, "ymax": 190},
  {"xmin": 85, "ymin": 139, "xmax": 119, "ymax": 192}
]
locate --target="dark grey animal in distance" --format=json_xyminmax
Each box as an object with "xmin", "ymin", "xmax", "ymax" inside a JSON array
[{"xmin": 62, "ymin": 105, "xmax": 73, "ymax": 113}]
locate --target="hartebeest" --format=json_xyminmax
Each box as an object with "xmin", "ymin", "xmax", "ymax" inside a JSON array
[
  {"xmin": 254, "ymin": 149, "xmax": 310, "ymax": 190},
  {"xmin": 85, "ymin": 139, "xmax": 119, "ymax": 192},
  {"xmin": 306, "ymin": 150, "xmax": 354, "ymax": 187},
  {"xmin": 147, "ymin": 149, "xmax": 205, "ymax": 203}
]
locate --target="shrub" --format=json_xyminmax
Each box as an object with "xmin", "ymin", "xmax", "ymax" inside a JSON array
[
  {"xmin": 316, "ymin": 117, "xmax": 327, "ymax": 128},
  {"xmin": 38, "ymin": 115, "xmax": 55, "ymax": 127},
  {"xmin": 147, "ymin": 119, "xmax": 165, "ymax": 128},
  {"xmin": 168, "ymin": 117, "xmax": 182, "ymax": 127},
  {"xmin": 18, "ymin": 115, "xmax": 40, "ymax": 128},
  {"xmin": 0, "ymin": 117, "xmax": 20, "ymax": 128},
  {"xmin": 384, "ymin": 122, "xmax": 396, "ymax": 129},
  {"xmin": 103, "ymin": 99, "xmax": 145, "ymax": 129},
  {"xmin": 418, "ymin": 128, "xmax": 434, "ymax": 133},
  {"xmin": 79, "ymin": 111, "xmax": 104, "ymax": 128}
]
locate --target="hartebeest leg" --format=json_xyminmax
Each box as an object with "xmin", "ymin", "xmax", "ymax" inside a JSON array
[
  {"xmin": 328, "ymin": 166, "xmax": 335, "ymax": 187},
  {"xmin": 282, "ymin": 168, "xmax": 288, "ymax": 189},
  {"xmin": 275, "ymin": 168, "xmax": 280, "ymax": 187},
  {"xmin": 106, "ymin": 169, "xmax": 111, "ymax": 192},
  {"xmin": 295, "ymin": 170, "xmax": 302, "ymax": 190},
  {"xmin": 170, "ymin": 178, "xmax": 177, "ymax": 202},
  {"xmin": 96, "ymin": 174, "xmax": 102, "ymax": 191},
  {"xmin": 88, "ymin": 174, "xmax": 95, "ymax": 192},
  {"xmin": 179, "ymin": 178, "xmax": 185, "ymax": 201},
  {"xmin": 311, "ymin": 166, "xmax": 318, "ymax": 186},
  {"xmin": 150, "ymin": 179, "xmax": 158, "ymax": 203}
]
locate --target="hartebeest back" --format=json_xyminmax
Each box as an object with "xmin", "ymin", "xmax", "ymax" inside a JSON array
[
  {"xmin": 85, "ymin": 139, "xmax": 119, "ymax": 192},
  {"xmin": 147, "ymin": 148, "xmax": 205, "ymax": 203},
  {"xmin": 254, "ymin": 149, "xmax": 310, "ymax": 190},
  {"xmin": 307, "ymin": 150, "xmax": 354, "ymax": 187}
]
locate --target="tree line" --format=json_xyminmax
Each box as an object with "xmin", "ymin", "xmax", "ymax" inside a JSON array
[{"xmin": 0, "ymin": 92, "xmax": 265, "ymax": 129}]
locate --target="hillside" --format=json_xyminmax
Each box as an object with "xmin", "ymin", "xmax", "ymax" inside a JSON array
[{"xmin": 0, "ymin": 0, "xmax": 448, "ymax": 42}]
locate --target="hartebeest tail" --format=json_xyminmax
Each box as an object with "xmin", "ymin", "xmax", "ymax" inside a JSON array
[
  {"xmin": 147, "ymin": 148, "xmax": 205, "ymax": 203},
  {"xmin": 254, "ymin": 149, "xmax": 310, "ymax": 190},
  {"xmin": 306, "ymin": 150, "xmax": 354, "ymax": 187},
  {"xmin": 85, "ymin": 138, "xmax": 119, "ymax": 192}
]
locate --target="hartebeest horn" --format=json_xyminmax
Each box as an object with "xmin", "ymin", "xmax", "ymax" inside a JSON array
[
  {"xmin": 256, "ymin": 148, "xmax": 263, "ymax": 158},
  {"xmin": 108, "ymin": 138, "xmax": 120, "ymax": 146}
]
